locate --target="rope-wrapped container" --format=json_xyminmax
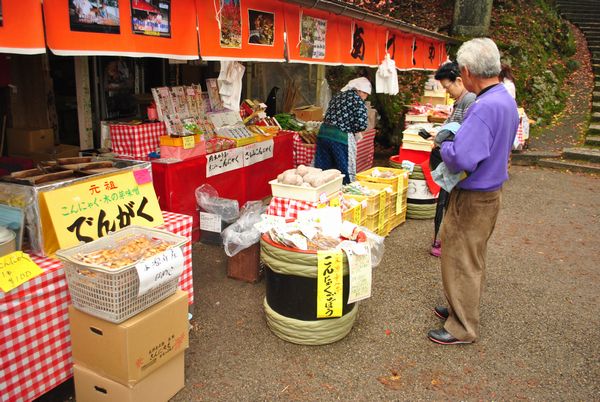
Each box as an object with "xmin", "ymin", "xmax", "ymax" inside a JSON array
[{"xmin": 260, "ymin": 235, "xmax": 358, "ymax": 345}]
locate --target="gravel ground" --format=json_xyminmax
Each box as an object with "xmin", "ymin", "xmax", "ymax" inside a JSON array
[{"xmin": 173, "ymin": 165, "xmax": 599, "ymax": 401}]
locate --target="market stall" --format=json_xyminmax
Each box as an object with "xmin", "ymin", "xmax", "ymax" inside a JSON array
[{"xmin": 0, "ymin": 211, "xmax": 193, "ymax": 401}]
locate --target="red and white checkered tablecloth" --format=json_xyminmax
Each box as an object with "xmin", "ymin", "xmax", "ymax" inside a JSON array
[
  {"xmin": 110, "ymin": 122, "xmax": 166, "ymax": 160},
  {"xmin": 267, "ymin": 192, "xmax": 342, "ymax": 220},
  {"xmin": 0, "ymin": 211, "xmax": 193, "ymax": 402},
  {"xmin": 292, "ymin": 129, "xmax": 376, "ymax": 173}
]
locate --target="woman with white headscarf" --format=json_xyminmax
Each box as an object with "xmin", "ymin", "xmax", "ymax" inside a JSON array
[{"xmin": 314, "ymin": 77, "xmax": 371, "ymax": 184}]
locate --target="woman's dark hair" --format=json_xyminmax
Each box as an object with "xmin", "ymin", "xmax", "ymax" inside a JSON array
[
  {"xmin": 434, "ymin": 61, "xmax": 460, "ymax": 81},
  {"xmin": 499, "ymin": 63, "xmax": 515, "ymax": 82}
]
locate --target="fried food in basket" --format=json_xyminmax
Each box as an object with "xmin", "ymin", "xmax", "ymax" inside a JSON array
[{"xmin": 74, "ymin": 235, "xmax": 175, "ymax": 269}]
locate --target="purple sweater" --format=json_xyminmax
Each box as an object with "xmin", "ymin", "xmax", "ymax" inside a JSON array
[{"xmin": 441, "ymin": 84, "xmax": 519, "ymax": 191}]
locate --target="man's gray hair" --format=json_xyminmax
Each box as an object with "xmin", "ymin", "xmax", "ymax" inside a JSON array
[{"xmin": 456, "ymin": 38, "xmax": 501, "ymax": 78}]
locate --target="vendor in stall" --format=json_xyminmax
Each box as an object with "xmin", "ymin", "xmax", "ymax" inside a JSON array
[{"xmin": 314, "ymin": 77, "xmax": 371, "ymax": 184}]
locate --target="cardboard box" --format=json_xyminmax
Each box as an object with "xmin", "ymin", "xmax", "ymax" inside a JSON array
[
  {"xmin": 292, "ymin": 105, "xmax": 323, "ymax": 122},
  {"xmin": 367, "ymin": 108, "xmax": 378, "ymax": 130},
  {"xmin": 74, "ymin": 352, "xmax": 184, "ymax": 402},
  {"xmin": 69, "ymin": 290, "xmax": 189, "ymax": 386},
  {"xmin": 9, "ymin": 144, "xmax": 80, "ymax": 164},
  {"xmin": 7, "ymin": 128, "xmax": 55, "ymax": 155}
]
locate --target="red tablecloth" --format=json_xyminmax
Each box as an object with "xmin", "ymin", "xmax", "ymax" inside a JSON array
[
  {"xmin": 110, "ymin": 122, "xmax": 166, "ymax": 160},
  {"xmin": 152, "ymin": 133, "xmax": 293, "ymax": 241},
  {"xmin": 292, "ymin": 129, "xmax": 376, "ymax": 174},
  {"xmin": 0, "ymin": 211, "xmax": 193, "ymax": 402},
  {"xmin": 267, "ymin": 191, "xmax": 342, "ymax": 220}
]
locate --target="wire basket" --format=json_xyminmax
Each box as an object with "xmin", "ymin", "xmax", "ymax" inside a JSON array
[{"xmin": 56, "ymin": 226, "xmax": 187, "ymax": 323}]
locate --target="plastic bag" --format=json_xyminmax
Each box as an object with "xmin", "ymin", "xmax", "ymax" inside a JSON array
[
  {"xmin": 362, "ymin": 228, "xmax": 385, "ymax": 268},
  {"xmin": 195, "ymin": 184, "xmax": 240, "ymax": 223},
  {"xmin": 318, "ymin": 79, "xmax": 332, "ymax": 114},
  {"xmin": 221, "ymin": 201, "xmax": 266, "ymax": 257}
]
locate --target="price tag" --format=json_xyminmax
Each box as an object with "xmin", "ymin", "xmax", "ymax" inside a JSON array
[
  {"xmin": 0, "ymin": 251, "xmax": 44, "ymax": 293},
  {"xmin": 135, "ymin": 247, "xmax": 185, "ymax": 296},
  {"xmin": 316, "ymin": 250, "xmax": 343, "ymax": 318},
  {"xmin": 182, "ymin": 135, "xmax": 195, "ymax": 149},
  {"xmin": 353, "ymin": 205, "xmax": 362, "ymax": 224},
  {"xmin": 329, "ymin": 197, "xmax": 340, "ymax": 208},
  {"xmin": 346, "ymin": 247, "xmax": 372, "ymax": 303}
]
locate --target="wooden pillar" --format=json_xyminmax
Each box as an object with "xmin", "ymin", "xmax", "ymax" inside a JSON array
[{"xmin": 74, "ymin": 57, "xmax": 93, "ymax": 150}]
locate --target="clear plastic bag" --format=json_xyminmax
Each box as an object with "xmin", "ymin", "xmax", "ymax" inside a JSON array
[
  {"xmin": 362, "ymin": 228, "xmax": 385, "ymax": 268},
  {"xmin": 221, "ymin": 201, "xmax": 267, "ymax": 257},
  {"xmin": 195, "ymin": 184, "xmax": 240, "ymax": 223}
]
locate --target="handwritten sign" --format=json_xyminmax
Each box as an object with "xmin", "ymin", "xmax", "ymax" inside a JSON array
[
  {"xmin": 0, "ymin": 251, "xmax": 44, "ymax": 292},
  {"xmin": 41, "ymin": 170, "xmax": 163, "ymax": 250},
  {"xmin": 243, "ymin": 140, "xmax": 274, "ymax": 167},
  {"xmin": 317, "ymin": 250, "xmax": 343, "ymax": 318},
  {"xmin": 182, "ymin": 136, "xmax": 195, "ymax": 149},
  {"xmin": 346, "ymin": 248, "xmax": 372, "ymax": 303},
  {"xmin": 199, "ymin": 212, "xmax": 222, "ymax": 232},
  {"xmin": 206, "ymin": 147, "xmax": 244, "ymax": 177},
  {"xmin": 135, "ymin": 247, "xmax": 184, "ymax": 296}
]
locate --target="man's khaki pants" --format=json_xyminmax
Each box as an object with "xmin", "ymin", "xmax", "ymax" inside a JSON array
[{"xmin": 440, "ymin": 188, "xmax": 502, "ymax": 342}]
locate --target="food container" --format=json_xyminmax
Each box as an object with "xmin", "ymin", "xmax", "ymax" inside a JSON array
[
  {"xmin": 0, "ymin": 226, "xmax": 16, "ymax": 257},
  {"xmin": 269, "ymin": 175, "xmax": 343, "ymax": 202},
  {"xmin": 56, "ymin": 226, "xmax": 187, "ymax": 323}
]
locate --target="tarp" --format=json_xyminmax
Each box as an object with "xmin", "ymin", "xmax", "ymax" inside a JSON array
[
  {"xmin": 43, "ymin": 0, "xmax": 199, "ymax": 59},
  {"xmin": 196, "ymin": 0, "xmax": 286, "ymax": 62},
  {"xmin": 284, "ymin": 4, "xmax": 341, "ymax": 65},
  {"xmin": 0, "ymin": 0, "xmax": 46, "ymax": 54}
]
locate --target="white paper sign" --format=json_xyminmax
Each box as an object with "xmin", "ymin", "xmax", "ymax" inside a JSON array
[
  {"xmin": 135, "ymin": 247, "xmax": 185, "ymax": 296},
  {"xmin": 206, "ymin": 147, "xmax": 244, "ymax": 177},
  {"xmin": 407, "ymin": 179, "xmax": 435, "ymax": 200},
  {"xmin": 199, "ymin": 212, "xmax": 222, "ymax": 232},
  {"xmin": 345, "ymin": 247, "xmax": 372, "ymax": 304},
  {"xmin": 243, "ymin": 140, "xmax": 274, "ymax": 166}
]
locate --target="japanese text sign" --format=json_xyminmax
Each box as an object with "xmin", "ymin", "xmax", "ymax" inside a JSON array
[
  {"xmin": 317, "ymin": 249, "xmax": 343, "ymax": 318},
  {"xmin": 243, "ymin": 140, "xmax": 274, "ymax": 166},
  {"xmin": 206, "ymin": 147, "xmax": 244, "ymax": 177},
  {"xmin": 0, "ymin": 251, "xmax": 44, "ymax": 293},
  {"xmin": 41, "ymin": 170, "xmax": 163, "ymax": 250},
  {"xmin": 346, "ymin": 247, "xmax": 372, "ymax": 303},
  {"xmin": 135, "ymin": 247, "xmax": 184, "ymax": 296}
]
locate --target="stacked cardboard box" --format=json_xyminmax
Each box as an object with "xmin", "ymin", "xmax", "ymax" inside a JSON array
[
  {"xmin": 69, "ymin": 290, "xmax": 189, "ymax": 402},
  {"xmin": 6, "ymin": 128, "xmax": 80, "ymax": 163}
]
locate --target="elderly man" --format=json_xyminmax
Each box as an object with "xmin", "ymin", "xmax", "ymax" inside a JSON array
[{"xmin": 427, "ymin": 38, "xmax": 519, "ymax": 345}]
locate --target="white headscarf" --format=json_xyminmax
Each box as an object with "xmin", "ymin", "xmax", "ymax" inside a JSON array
[{"xmin": 341, "ymin": 77, "xmax": 372, "ymax": 95}]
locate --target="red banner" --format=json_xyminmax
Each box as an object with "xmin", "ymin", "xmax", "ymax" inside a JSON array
[
  {"xmin": 0, "ymin": 0, "xmax": 46, "ymax": 54},
  {"xmin": 336, "ymin": 16, "xmax": 379, "ymax": 67},
  {"xmin": 196, "ymin": 0, "xmax": 285, "ymax": 62},
  {"xmin": 284, "ymin": 4, "xmax": 340, "ymax": 65},
  {"xmin": 43, "ymin": 0, "xmax": 199, "ymax": 59}
]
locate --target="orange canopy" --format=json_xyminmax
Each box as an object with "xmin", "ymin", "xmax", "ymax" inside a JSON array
[
  {"xmin": 0, "ymin": 0, "xmax": 46, "ymax": 54},
  {"xmin": 43, "ymin": 0, "xmax": 199, "ymax": 59}
]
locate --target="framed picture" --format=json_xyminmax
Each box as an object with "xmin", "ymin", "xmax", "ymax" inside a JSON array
[
  {"xmin": 299, "ymin": 15, "xmax": 326, "ymax": 59},
  {"xmin": 219, "ymin": 0, "xmax": 241, "ymax": 49},
  {"xmin": 69, "ymin": 0, "xmax": 120, "ymax": 34},
  {"xmin": 248, "ymin": 9, "xmax": 274, "ymax": 46},
  {"xmin": 131, "ymin": 0, "xmax": 171, "ymax": 38}
]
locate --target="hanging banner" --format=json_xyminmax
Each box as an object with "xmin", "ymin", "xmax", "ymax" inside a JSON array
[
  {"xmin": 284, "ymin": 5, "xmax": 340, "ymax": 65},
  {"xmin": 0, "ymin": 0, "xmax": 46, "ymax": 54},
  {"xmin": 44, "ymin": 0, "xmax": 199, "ymax": 59},
  {"xmin": 336, "ymin": 16, "xmax": 378, "ymax": 67},
  {"xmin": 196, "ymin": 0, "xmax": 285, "ymax": 62}
]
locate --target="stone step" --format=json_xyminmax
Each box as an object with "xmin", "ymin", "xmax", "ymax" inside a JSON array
[
  {"xmin": 594, "ymin": 92, "xmax": 600, "ymax": 102},
  {"xmin": 594, "ymin": 101, "xmax": 600, "ymax": 113},
  {"xmin": 538, "ymin": 158, "xmax": 600, "ymax": 174},
  {"xmin": 510, "ymin": 151, "xmax": 561, "ymax": 166},
  {"xmin": 563, "ymin": 147, "xmax": 600, "ymax": 162},
  {"xmin": 585, "ymin": 135, "xmax": 600, "ymax": 146},
  {"xmin": 593, "ymin": 64, "xmax": 600, "ymax": 74},
  {"xmin": 588, "ymin": 124, "xmax": 600, "ymax": 136},
  {"xmin": 563, "ymin": 14, "xmax": 600, "ymax": 21},
  {"xmin": 592, "ymin": 112, "xmax": 600, "ymax": 122}
]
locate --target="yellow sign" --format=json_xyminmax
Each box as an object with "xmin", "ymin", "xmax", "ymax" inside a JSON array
[
  {"xmin": 378, "ymin": 191, "xmax": 386, "ymax": 233},
  {"xmin": 40, "ymin": 170, "xmax": 163, "ymax": 252},
  {"xmin": 182, "ymin": 135, "xmax": 195, "ymax": 150},
  {"xmin": 353, "ymin": 205, "xmax": 362, "ymax": 224},
  {"xmin": 317, "ymin": 249, "xmax": 343, "ymax": 318},
  {"xmin": 0, "ymin": 251, "xmax": 44, "ymax": 293}
]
